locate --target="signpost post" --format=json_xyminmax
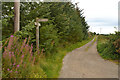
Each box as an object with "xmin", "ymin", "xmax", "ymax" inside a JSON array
[{"xmin": 35, "ymin": 18, "xmax": 48, "ymax": 53}]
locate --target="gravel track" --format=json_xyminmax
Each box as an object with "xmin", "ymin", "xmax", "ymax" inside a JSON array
[{"xmin": 59, "ymin": 38, "xmax": 118, "ymax": 78}]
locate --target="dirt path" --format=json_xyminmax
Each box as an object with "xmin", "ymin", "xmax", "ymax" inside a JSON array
[{"xmin": 59, "ymin": 38, "xmax": 118, "ymax": 78}]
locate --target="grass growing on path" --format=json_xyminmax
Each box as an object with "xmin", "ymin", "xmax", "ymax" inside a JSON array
[
  {"xmin": 66, "ymin": 36, "xmax": 94, "ymax": 52},
  {"xmin": 85, "ymin": 36, "xmax": 97, "ymax": 51},
  {"xmin": 44, "ymin": 36, "xmax": 94, "ymax": 78}
]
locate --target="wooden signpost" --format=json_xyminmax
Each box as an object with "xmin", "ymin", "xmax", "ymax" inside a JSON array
[{"xmin": 35, "ymin": 18, "xmax": 48, "ymax": 53}]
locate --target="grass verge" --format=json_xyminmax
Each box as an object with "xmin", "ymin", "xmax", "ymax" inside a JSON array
[
  {"xmin": 2, "ymin": 36, "xmax": 94, "ymax": 78},
  {"xmin": 43, "ymin": 36, "xmax": 94, "ymax": 78}
]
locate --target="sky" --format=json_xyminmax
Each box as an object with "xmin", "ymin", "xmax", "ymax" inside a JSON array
[{"xmin": 72, "ymin": 0, "xmax": 120, "ymax": 34}]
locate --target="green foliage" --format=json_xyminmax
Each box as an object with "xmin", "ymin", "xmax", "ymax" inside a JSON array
[
  {"xmin": 2, "ymin": 36, "xmax": 47, "ymax": 78},
  {"xmin": 97, "ymin": 34, "xmax": 120, "ymax": 60},
  {"xmin": 66, "ymin": 36, "xmax": 94, "ymax": 52},
  {"xmin": 2, "ymin": 2, "xmax": 88, "ymax": 53},
  {"xmin": 2, "ymin": 2, "xmax": 14, "ymax": 39},
  {"xmin": 15, "ymin": 20, "xmax": 35, "ymax": 44},
  {"xmin": 2, "ymin": 2, "xmax": 89, "ymax": 54},
  {"xmin": 113, "ymin": 38, "xmax": 120, "ymax": 54},
  {"xmin": 39, "ymin": 36, "xmax": 93, "ymax": 78},
  {"xmin": 2, "ymin": 35, "xmax": 93, "ymax": 78},
  {"xmin": 101, "ymin": 43, "xmax": 118, "ymax": 60},
  {"xmin": 14, "ymin": 20, "xmax": 35, "ymax": 39},
  {"xmin": 2, "ymin": 1, "xmax": 91, "ymax": 78},
  {"xmin": 40, "ymin": 24, "xmax": 59, "ymax": 55},
  {"xmin": 97, "ymin": 42, "xmax": 108, "ymax": 53}
]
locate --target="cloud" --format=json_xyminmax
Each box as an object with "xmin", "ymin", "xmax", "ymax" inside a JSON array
[
  {"xmin": 88, "ymin": 18, "xmax": 118, "ymax": 27},
  {"xmin": 73, "ymin": 0, "xmax": 119, "ymax": 34}
]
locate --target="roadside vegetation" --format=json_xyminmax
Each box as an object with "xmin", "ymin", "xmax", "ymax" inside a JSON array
[
  {"xmin": 1, "ymin": 2, "xmax": 95, "ymax": 78},
  {"xmin": 97, "ymin": 32, "xmax": 120, "ymax": 60},
  {"xmin": 2, "ymin": 35, "xmax": 94, "ymax": 78}
]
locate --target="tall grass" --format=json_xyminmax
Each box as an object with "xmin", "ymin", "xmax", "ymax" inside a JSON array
[
  {"xmin": 43, "ymin": 36, "xmax": 94, "ymax": 78},
  {"xmin": 2, "ymin": 35, "xmax": 94, "ymax": 78},
  {"xmin": 97, "ymin": 35, "xmax": 119, "ymax": 60},
  {"xmin": 2, "ymin": 35, "xmax": 47, "ymax": 78}
]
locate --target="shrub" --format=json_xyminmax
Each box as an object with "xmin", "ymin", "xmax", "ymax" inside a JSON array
[
  {"xmin": 113, "ymin": 39, "xmax": 120, "ymax": 54},
  {"xmin": 40, "ymin": 24, "xmax": 59, "ymax": 55},
  {"xmin": 97, "ymin": 35, "xmax": 119, "ymax": 60},
  {"xmin": 100, "ymin": 42, "xmax": 118, "ymax": 60},
  {"xmin": 97, "ymin": 42, "xmax": 108, "ymax": 53}
]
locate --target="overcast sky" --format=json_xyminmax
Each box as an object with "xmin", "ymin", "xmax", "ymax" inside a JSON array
[{"xmin": 73, "ymin": 0, "xmax": 119, "ymax": 34}]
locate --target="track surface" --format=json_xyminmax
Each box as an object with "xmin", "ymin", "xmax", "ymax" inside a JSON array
[{"xmin": 59, "ymin": 38, "xmax": 118, "ymax": 78}]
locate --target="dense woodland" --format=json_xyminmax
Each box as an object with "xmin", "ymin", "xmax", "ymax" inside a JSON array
[
  {"xmin": 2, "ymin": 2, "xmax": 90, "ymax": 53},
  {"xmin": 2, "ymin": 2, "xmax": 93, "ymax": 78}
]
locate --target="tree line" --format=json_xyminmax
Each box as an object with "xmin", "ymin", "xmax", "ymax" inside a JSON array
[{"xmin": 2, "ymin": 2, "xmax": 90, "ymax": 55}]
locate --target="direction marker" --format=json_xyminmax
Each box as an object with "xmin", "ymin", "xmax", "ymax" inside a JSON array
[{"xmin": 35, "ymin": 18, "xmax": 48, "ymax": 53}]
